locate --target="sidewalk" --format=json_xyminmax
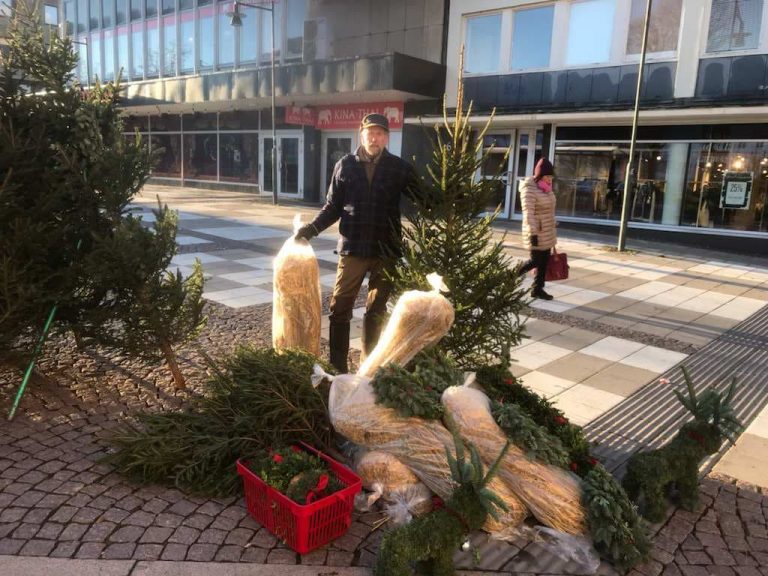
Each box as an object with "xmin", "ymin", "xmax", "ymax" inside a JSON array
[{"xmin": 1, "ymin": 183, "xmax": 767, "ymax": 576}]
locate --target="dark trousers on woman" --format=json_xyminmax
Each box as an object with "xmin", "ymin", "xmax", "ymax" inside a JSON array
[{"xmin": 519, "ymin": 249, "xmax": 550, "ymax": 293}]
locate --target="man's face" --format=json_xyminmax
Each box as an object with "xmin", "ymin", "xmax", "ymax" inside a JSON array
[{"xmin": 361, "ymin": 126, "xmax": 388, "ymax": 157}]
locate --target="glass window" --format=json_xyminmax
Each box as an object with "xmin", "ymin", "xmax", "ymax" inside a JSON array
[
  {"xmin": 103, "ymin": 29, "xmax": 115, "ymax": 80},
  {"xmin": 145, "ymin": 0, "xmax": 156, "ymax": 18},
  {"xmin": 183, "ymin": 134, "xmax": 218, "ymax": 180},
  {"xmin": 199, "ymin": 6, "xmax": 214, "ymax": 69},
  {"xmin": 90, "ymin": 32, "xmax": 102, "ymax": 81},
  {"xmin": 682, "ymin": 142, "xmax": 768, "ymax": 232},
  {"xmin": 151, "ymin": 134, "xmax": 182, "ymax": 178},
  {"xmin": 285, "ymin": 0, "xmax": 306, "ymax": 58},
  {"xmin": 131, "ymin": 22, "xmax": 143, "ymax": 77},
  {"xmin": 511, "ymin": 5, "xmax": 554, "ymax": 70},
  {"xmin": 217, "ymin": 3, "xmax": 234, "ymax": 67},
  {"xmin": 627, "ymin": 0, "xmax": 682, "ymax": 54},
  {"xmin": 566, "ymin": 0, "xmax": 616, "ymax": 65},
  {"xmin": 89, "ymin": 0, "xmax": 99, "ymax": 29},
  {"xmin": 116, "ymin": 26, "xmax": 129, "ymax": 79},
  {"xmin": 179, "ymin": 11, "xmax": 194, "ymax": 72},
  {"xmin": 44, "ymin": 5, "xmax": 59, "ymax": 25},
  {"xmin": 162, "ymin": 0, "xmax": 173, "ymax": 15},
  {"xmin": 707, "ymin": 0, "xmax": 763, "ymax": 52},
  {"xmin": 64, "ymin": 0, "xmax": 76, "ymax": 34},
  {"xmin": 280, "ymin": 137, "xmax": 300, "ymax": 193},
  {"xmin": 163, "ymin": 16, "xmax": 176, "ymax": 75},
  {"xmin": 146, "ymin": 19, "xmax": 159, "ymax": 77},
  {"xmin": 179, "ymin": 0, "xmax": 192, "ymax": 10},
  {"xmin": 220, "ymin": 134, "xmax": 259, "ymax": 183},
  {"xmin": 260, "ymin": 7, "xmax": 278, "ymax": 61},
  {"xmin": 130, "ymin": 0, "xmax": 141, "ymax": 20},
  {"xmin": 77, "ymin": 38, "xmax": 89, "ymax": 82},
  {"xmin": 239, "ymin": 5, "xmax": 258, "ymax": 62},
  {"xmin": 116, "ymin": 0, "xmax": 126, "ymax": 24},
  {"xmin": 101, "ymin": 0, "xmax": 113, "ymax": 27},
  {"xmin": 77, "ymin": 0, "xmax": 88, "ymax": 33},
  {"xmin": 264, "ymin": 137, "xmax": 274, "ymax": 192},
  {"xmin": 464, "ymin": 13, "xmax": 501, "ymax": 74}
]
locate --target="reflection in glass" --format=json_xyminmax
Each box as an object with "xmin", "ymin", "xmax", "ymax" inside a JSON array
[
  {"xmin": 77, "ymin": 0, "xmax": 87, "ymax": 33},
  {"xmin": 151, "ymin": 134, "xmax": 182, "ymax": 178},
  {"xmin": 566, "ymin": 0, "xmax": 615, "ymax": 65},
  {"xmin": 89, "ymin": 0, "xmax": 99, "ymax": 29},
  {"xmin": 179, "ymin": 11, "xmax": 194, "ymax": 72},
  {"xmin": 146, "ymin": 0, "xmax": 157, "ymax": 18},
  {"xmin": 183, "ymin": 134, "xmax": 218, "ymax": 180},
  {"xmin": 162, "ymin": 0, "xmax": 174, "ymax": 15},
  {"xmin": 146, "ymin": 20, "xmax": 159, "ymax": 77},
  {"xmin": 103, "ymin": 29, "xmax": 115, "ymax": 81},
  {"xmin": 163, "ymin": 17, "xmax": 176, "ymax": 76},
  {"xmin": 707, "ymin": 0, "xmax": 763, "ymax": 52},
  {"xmin": 199, "ymin": 6, "xmax": 214, "ymax": 69},
  {"xmin": 464, "ymin": 13, "xmax": 501, "ymax": 74},
  {"xmin": 90, "ymin": 33, "xmax": 102, "ymax": 81},
  {"xmin": 627, "ymin": 0, "xmax": 682, "ymax": 54},
  {"xmin": 286, "ymin": 0, "xmax": 306, "ymax": 57},
  {"xmin": 281, "ymin": 137, "xmax": 300, "ymax": 194},
  {"xmin": 217, "ymin": 4, "xmax": 235, "ymax": 67},
  {"xmin": 239, "ymin": 5, "xmax": 258, "ymax": 62},
  {"xmin": 117, "ymin": 26, "xmax": 129, "ymax": 79},
  {"xmin": 480, "ymin": 134, "xmax": 511, "ymax": 214},
  {"xmin": 131, "ymin": 23, "xmax": 143, "ymax": 78},
  {"xmin": 325, "ymin": 137, "xmax": 352, "ymax": 188},
  {"xmin": 220, "ymin": 134, "xmax": 259, "ymax": 183},
  {"xmin": 101, "ymin": 0, "xmax": 114, "ymax": 27},
  {"xmin": 130, "ymin": 0, "xmax": 141, "ymax": 20},
  {"xmin": 116, "ymin": 0, "xmax": 126, "ymax": 24},
  {"xmin": 511, "ymin": 6, "xmax": 554, "ymax": 70},
  {"xmin": 264, "ymin": 137, "xmax": 274, "ymax": 192},
  {"xmin": 78, "ymin": 39, "xmax": 89, "ymax": 83},
  {"xmin": 260, "ymin": 6, "xmax": 279, "ymax": 61}
]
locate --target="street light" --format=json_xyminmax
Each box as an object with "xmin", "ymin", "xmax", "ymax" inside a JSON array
[
  {"xmin": 617, "ymin": 0, "xmax": 652, "ymax": 251},
  {"xmin": 228, "ymin": 0, "xmax": 278, "ymax": 206}
]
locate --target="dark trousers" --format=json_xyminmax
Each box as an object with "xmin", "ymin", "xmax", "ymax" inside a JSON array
[
  {"xmin": 519, "ymin": 249, "xmax": 550, "ymax": 292},
  {"xmin": 328, "ymin": 255, "xmax": 392, "ymax": 372}
]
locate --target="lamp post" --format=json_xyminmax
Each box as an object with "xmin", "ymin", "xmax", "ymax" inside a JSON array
[
  {"xmin": 617, "ymin": 0, "xmax": 652, "ymax": 251},
  {"xmin": 60, "ymin": 22, "xmax": 91, "ymax": 89},
  {"xmin": 229, "ymin": 0, "xmax": 278, "ymax": 205}
]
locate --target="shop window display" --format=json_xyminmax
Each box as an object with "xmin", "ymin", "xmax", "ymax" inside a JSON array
[
  {"xmin": 151, "ymin": 134, "xmax": 182, "ymax": 178},
  {"xmin": 183, "ymin": 134, "xmax": 218, "ymax": 180},
  {"xmin": 219, "ymin": 134, "xmax": 259, "ymax": 184}
]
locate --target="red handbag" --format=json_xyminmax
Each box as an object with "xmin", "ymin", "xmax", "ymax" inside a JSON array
[{"xmin": 545, "ymin": 248, "xmax": 569, "ymax": 281}]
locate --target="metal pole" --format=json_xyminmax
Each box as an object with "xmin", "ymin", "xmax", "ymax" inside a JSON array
[
  {"xmin": 270, "ymin": 0, "xmax": 278, "ymax": 205},
  {"xmin": 85, "ymin": 38, "xmax": 91, "ymax": 90},
  {"xmin": 617, "ymin": 0, "xmax": 652, "ymax": 251}
]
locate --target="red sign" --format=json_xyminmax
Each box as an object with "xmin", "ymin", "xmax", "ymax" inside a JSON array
[
  {"xmin": 284, "ymin": 106, "xmax": 316, "ymax": 126},
  {"xmin": 314, "ymin": 102, "xmax": 403, "ymax": 130}
]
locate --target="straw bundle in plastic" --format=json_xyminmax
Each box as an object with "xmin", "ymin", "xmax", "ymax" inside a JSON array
[
  {"xmin": 272, "ymin": 215, "xmax": 322, "ymax": 356},
  {"xmin": 358, "ymin": 273, "xmax": 454, "ymax": 378},
  {"xmin": 442, "ymin": 385, "xmax": 587, "ymax": 535},
  {"xmin": 325, "ymin": 370, "xmax": 528, "ymax": 534}
]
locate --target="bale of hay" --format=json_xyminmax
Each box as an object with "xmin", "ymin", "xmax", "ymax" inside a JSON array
[
  {"xmin": 272, "ymin": 215, "xmax": 322, "ymax": 356},
  {"xmin": 358, "ymin": 273, "xmax": 454, "ymax": 378},
  {"xmin": 442, "ymin": 385, "xmax": 587, "ymax": 535}
]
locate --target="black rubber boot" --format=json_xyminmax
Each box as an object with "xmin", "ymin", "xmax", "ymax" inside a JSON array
[
  {"xmin": 531, "ymin": 288, "xmax": 554, "ymax": 301},
  {"xmin": 362, "ymin": 312, "xmax": 385, "ymax": 357},
  {"xmin": 329, "ymin": 321, "xmax": 350, "ymax": 374}
]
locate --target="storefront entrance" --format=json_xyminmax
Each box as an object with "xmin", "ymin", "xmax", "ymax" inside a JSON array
[{"xmin": 261, "ymin": 132, "xmax": 304, "ymax": 197}]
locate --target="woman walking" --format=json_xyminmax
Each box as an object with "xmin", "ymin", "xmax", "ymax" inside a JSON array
[{"xmin": 519, "ymin": 158, "xmax": 557, "ymax": 300}]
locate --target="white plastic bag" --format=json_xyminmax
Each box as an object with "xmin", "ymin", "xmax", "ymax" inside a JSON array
[{"xmin": 272, "ymin": 214, "xmax": 322, "ymax": 356}]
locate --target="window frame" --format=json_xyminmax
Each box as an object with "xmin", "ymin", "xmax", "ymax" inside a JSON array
[
  {"xmin": 701, "ymin": 0, "xmax": 768, "ymax": 58},
  {"xmin": 462, "ymin": 10, "xmax": 505, "ymax": 76},
  {"xmin": 509, "ymin": 3, "xmax": 556, "ymax": 72},
  {"xmin": 622, "ymin": 0, "xmax": 683, "ymax": 62}
]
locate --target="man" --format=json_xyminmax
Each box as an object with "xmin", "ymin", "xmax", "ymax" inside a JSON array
[{"xmin": 295, "ymin": 113, "xmax": 417, "ymax": 373}]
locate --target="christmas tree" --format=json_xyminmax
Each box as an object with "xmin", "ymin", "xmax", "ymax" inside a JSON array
[{"xmin": 390, "ymin": 59, "xmax": 528, "ymax": 369}]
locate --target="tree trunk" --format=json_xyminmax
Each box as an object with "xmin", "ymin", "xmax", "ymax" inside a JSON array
[{"xmin": 160, "ymin": 341, "xmax": 186, "ymax": 389}]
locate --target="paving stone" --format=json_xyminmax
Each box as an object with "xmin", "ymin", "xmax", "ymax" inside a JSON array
[
  {"xmin": 102, "ymin": 542, "xmax": 136, "ymax": 559},
  {"xmin": 0, "ymin": 538, "xmax": 25, "ymax": 554},
  {"xmin": 652, "ymin": 548, "xmax": 675, "ymax": 565},
  {"xmin": 198, "ymin": 527, "xmax": 227, "ymax": 545},
  {"xmin": 50, "ymin": 541, "xmax": 79, "ymax": 558},
  {"xmin": 133, "ymin": 543, "xmax": 164, "ymax": 560},
  {"xmin": 0, "ymin": 508, "xmax": 26, "ymax": 523},
  {"xmin": 115, "ymin": 495, "xmax": 144, "ymax": 511},
  {"xmin": 155, "ymin": 512, "xmax": 184, "ymax": 527},
  {"xmin": 167, "ymin": 499, "xmax": 199, "ymax": 516},
  {"xmin": 708, "ymin": 567, "xmax": 736, "ymax": 576},
  {"xmin": 267, "ymin": 548, "xmax": 298, "ymax": 564},
  {"xmin": 12, "ymin": 522, "xmax": 40, "ymax": 539},
  {"xmin": 83, "ymin": 521, "xmax": 117, "ymax": 542},
  {"xmin": 23, "ymin": 508, "xmax": 52, "ymax": 523},
  {"xmin": 71, "ymin": 507, "xmax": 101, "ymax": 523},
  {"xmin": 74, "ymin": 542, "xmax": 105, "ymax": 559},
  {"xmin": 49, "ymin": 506, "xmax": 77, "ymax": 523},
  {"xmin": 59, "ymin": 522, "xmax": 89, "ymax": 541},
  {"xmin": 300, "ymin": 549, "xmax": 328, "ymax": 565},
  {"xmin": 327, "ymin": 550, "xmax": 355, "ymax": 566},
  {"xmin": 735, "ymin": 568, "xmax": 763, "ymax": 576},
  {"xmin": 331, "ymin": 531, "xmax": 363, "ymax": 552},
  {"xmin": 682, "ymin": 535, "xmax": 703, "ymax": 550},
  {"xmin": 708, "ymin": 548, "xmax": 737, "ymax": 566},
  {"xmin": 748, "ymin": 536, "xmax": 768, "ymax": 552},
  {"xmin": 140, "ymin": 526, "xmax": 174, "ymax": 543},
  {"xmin": 721, "ymin": 513, "xmax": 745, "ymax": 537},
  {"xmin": 99, "ymin": 508, "xmax": 130, "ymax": 523},
  {"xmin": 186, "ymin": 543, "xmax": 218, "ymax": 561},
  {"xmin": 680, "ymin": 567, "xmax": 710, "ymax": 576},
  {"xmin": 238, "ymin": 515, "xmax": 262, "ymax": 530},
  {"xmin": 18, "ymin": 470, "xmax": 48, "ymax": 484},
  {"xmin": 183, "ymin": 514, "xmax": 213, "ymax": 530},
  {"xmin": 169, "ymin": 525, "xmax": 200, "ymax": 545},
  {"xmin": 250, "ymin": 528, "xmax": 278, "ymax": 548},
  {"xmin": 161, "ymin": 542, "xmax": 188, "ymax": 561},
  {"xmin": 142, "ymin": 498, "xmax": 168, "ymax": 514},
  {"xmin": 36, "ymin": 521, "xmax": 64, "ymax": 540},
  {"xmin": 746, "ymin": 524, "xmax": 767, "ymax": 539},
  {"xmin": 210, "ymin": 515, "xmax": 239, "ymax": 531},
  {"xmin": 214, "ymin": 545, "xmax": 243, "ymax": 562},
  {"xmin": 20, "ymin": 538, "xmax": 56, "ymax": 556},
  {"xmin": 109, "ymin": 525, "xmax": 145, "ymax": 543},
  {"xmin": 53, "ymin": 481, "xmax": 85, "ymax": 496},
  {"xmin": 35, "ymin": 494, "xmax": 69, "ymax": 508},
  {"xmin": 696, "ymin": 521, "xmax": 720, "ymax": 535},
  {"xmin": 37, "ymin": 460, "xmax": 67, "ymax": 474},
  {"xmin": 699, "ymin": 532, "xmax": 728, "ymax": 549},
  {"xmin": 356, "ymin": 548, "xmax": 376, "ymax": 567},
  {"xmin": 195, "ymin": 501, "xmax": 224, "ymax": 516},
  {"xmin": 124, "ymin": 510, "xmax": 155, "ymax": 527},
  {"xmin": 0, "ymin": 523, "xmax": 19, "ymax": 539},
  {"xmin": 240, "ymin": 547, "xmax": 268, "ymax": 563},
  {"xmin": 684, "ymin": 550, "xmax": 712, "ymax": 565},
  {"xmin": 224, "ymin": 527, "xmax": 254, "ymax": 546},
  {"xmin": 90, "ymin": 495, "xmax": 117, "ymax": 510},
  {"xmin": 725, "ymin": 536, "xmax": 750, "ymax": 552},
  {"xmin": 220, "ymin": 506, "xmax": 247, "ymax": 521}
]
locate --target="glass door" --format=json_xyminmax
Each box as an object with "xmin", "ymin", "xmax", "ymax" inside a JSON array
[
  {"xmin": 478, "ymin": 132, "xmax": 515, "ymax": 218},
  {"xmin": 322, "ymin": 132, "xmax": 356, "ymax": 200},
  {"xmin": 261, "ymin": 132, "xmax": 304, "ymax": 196},
  {"xmin": 512, "ymin": 127, "xmax": 544, "ymax": 217}
]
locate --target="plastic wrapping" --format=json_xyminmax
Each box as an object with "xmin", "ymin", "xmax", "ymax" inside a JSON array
[
  {"xmin": 323, "ymin": 367, "xmax": 528, "ymax": 535},
  {"xmin": 358, "ymin": 273, "xmax": 454, "ymax": 378},
  {"xmin": 441, "ymin": 385, "xmax": 587, "ymax": 535},
  {"xmin": 272, "ymin": 214, "xmax": 322, "ymax": 356},
  {"xmin": 384, "ymin": 483, "xmax": 434, "ymax": 525},
  {"xmin": 355, "ymin": 450, "xmax": 421, "ymax": 493}
]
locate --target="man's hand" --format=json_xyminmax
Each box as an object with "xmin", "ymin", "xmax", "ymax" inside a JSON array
[
  {"xmin": 530, "ymin": 235, "xmax": 539, "ymax": 247},
  {"xmin": 294, "ymin": 223, "xmax": 318, "ymax": 242}
]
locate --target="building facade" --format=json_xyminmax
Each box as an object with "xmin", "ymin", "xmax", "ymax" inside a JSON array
[
  {"xmin": 440, "ymin": 0, "xmax": 768, "ymax": 252},
  {"xmin": 63, "ymin": 0, "xmax": 446, "ymax": 201}
]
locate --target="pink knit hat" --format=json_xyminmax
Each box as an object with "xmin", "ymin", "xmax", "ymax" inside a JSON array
[{"xmin": 534, "ymin": 158, "xmax": 554, "ymax": 181}]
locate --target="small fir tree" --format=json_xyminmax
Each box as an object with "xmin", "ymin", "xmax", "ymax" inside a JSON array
[{"xmin": 389, "ymin": 58, "xmax": 528, "ymax": 368}]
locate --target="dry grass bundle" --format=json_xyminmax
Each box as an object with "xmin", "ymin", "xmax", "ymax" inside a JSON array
[
  {"xmin": 328, "ymin": 372, "xmax": 528, "ymax": 534},
  {"xmin": 442, "ymin": 385, "xmax": 587, "ymax": 535},
  {"xmin": 272, "ymin": 223, "xmax": 321, "ymax": 356},
  {"xmin": 356, "ymin": 450, "xmax": 421, "ymax": 493},
  {"xmin": 358, "ymin": 273, "xmax": 454, "ymax": 378}
]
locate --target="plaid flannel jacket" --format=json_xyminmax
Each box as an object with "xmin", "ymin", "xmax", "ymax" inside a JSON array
[{"xmin": 310, "ymin": 149, "xmax": 417, "ymax": 258}]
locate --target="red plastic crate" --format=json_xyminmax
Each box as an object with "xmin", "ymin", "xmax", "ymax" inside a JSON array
[{"xmin": 236, "ymin": 443, "xmax": 361, "ymax": 554}]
